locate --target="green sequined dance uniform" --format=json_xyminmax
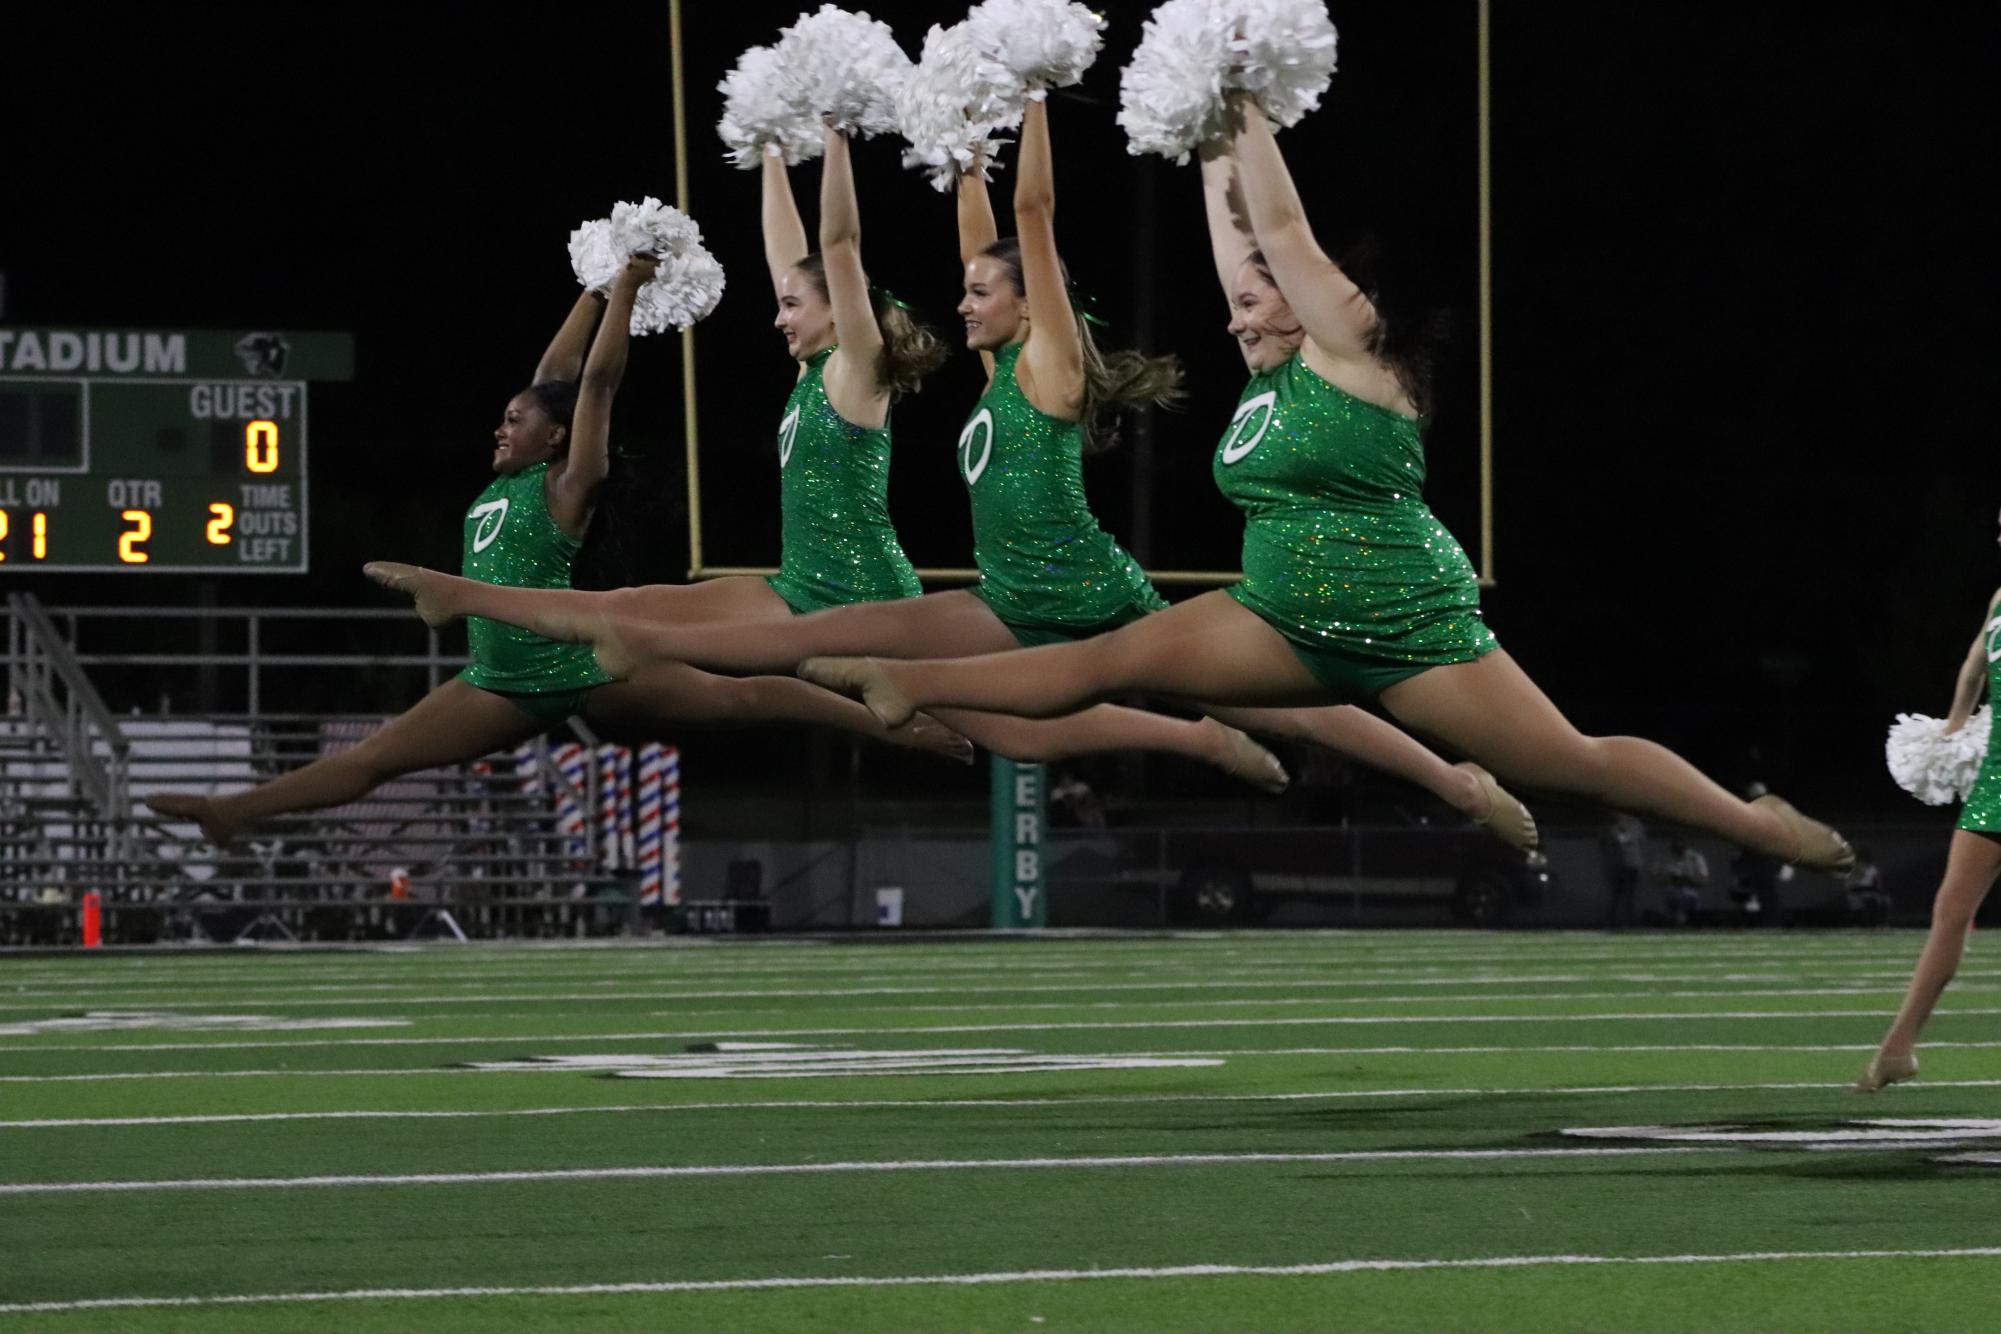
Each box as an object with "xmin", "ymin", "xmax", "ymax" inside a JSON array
[
  {"xmin": 766, "ymin": 348, "xmax": 923, "ymax": 614},
  {"xmin": 1957, "ymin": 613, "xmax": 2001, "ymax": 833},
  {"xmin": 457, "ymin": 460, "xmax": 610, "ymax": 716},
  {"xmin": 959, "ymin": 343, "xmax": 1165, "ymax": 644},
  {"xmin": 1212, "ymin": 354, "xmax": 1497, "ymax": 701}
]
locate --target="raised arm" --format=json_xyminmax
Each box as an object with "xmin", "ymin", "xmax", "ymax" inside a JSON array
[
  {"xmin": 549, "ymin": 255, "xmax": 655, "ymax": 536},
  {"xmin": 532, "ymin": 289, "xmax": 607, "ymax": 385},
  {"xmin": 957, "ymin": 154, "xmax": 998, "ymax": 265},
  {"xmin": 1945, "ymin": 589, "xmax": 2001, "ymax": 732},
  {"xmin": 1228, "ymin": 93, "xmax": 1376, "ymax": 365},
  {"xmin": 819, "ymin": 122, "xmax": 886, "ymax": 414},
  {"xmin": 1197, "ymin": 135, "xmax": 1257, "ymax": 300},
  {"xmin": 1012, "ymin": 96, "xmax": 1084, "ymax": 414},
  {"xmin": 762, "ymin": 149, "xmax": 810, "ymax": 300}
]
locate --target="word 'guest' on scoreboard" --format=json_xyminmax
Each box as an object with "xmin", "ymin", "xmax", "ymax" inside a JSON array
[{"xmin": 0, "ymin": 327, "xmax": 353, "ymax": 572}]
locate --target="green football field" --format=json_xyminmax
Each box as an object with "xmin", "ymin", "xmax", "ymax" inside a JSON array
[{"xmin": 3, "ymin": 930, "xmax": 1999, "ymax": 1332}]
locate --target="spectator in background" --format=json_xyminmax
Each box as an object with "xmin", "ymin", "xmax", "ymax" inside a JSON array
[
  {"xmin": 1050, "ymin": 771, "xmax": 1107, "ymax": 829},
  {"xmin": 1600, "ymin": 813, "xmax": 1646, "ymax": 929},
  {"xmin": 1844, "ymin": 848, "xmax": 1891, "ymax": 926},
  {"xmin": 1663, "ymin": 835, "xmax": 1710, "ymax": 926}
]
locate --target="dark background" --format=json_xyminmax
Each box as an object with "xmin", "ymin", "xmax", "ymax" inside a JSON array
[{"xmin": 3, "ymin": 2, "xmax": 1994, "ymax": 819}]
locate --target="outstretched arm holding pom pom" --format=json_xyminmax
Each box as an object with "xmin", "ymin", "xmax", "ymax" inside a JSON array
[
  {"xmin": 551, "ymin": 256, "xmax": 655, "ymax": 536},
  {"xmin": 533, "ymin": 288, "xmax": 608, "ymax": 387}
]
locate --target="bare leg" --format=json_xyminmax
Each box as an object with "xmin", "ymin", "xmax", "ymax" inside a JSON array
[
  {"xmin": 799, "ymin": 592, "xmax": 1844, "ymax": 866},
  {"xmin": 145, "ymin": 680, "xmax": 542, "ymax": 847},
  {"xmin": 1207, "ymin": 702, "xmax": 1538, "ymax": 849},
  {"xmin": 362, "ymin": 566, "xmax": 790, "ymax": 634},
  {"xmin": 585, "ymin": 663, "xmax": 972, "ymax": 763},
  {"xmin": 1376, "ymin": 653, "xmax": 1848, "ymax": 868},
  {"xmin": 367, "ymin": 576, "xmax": 1284, "ymax": 788},
  {"xmin": 1855, "ymin": 830, "xmax": 2001, "ymax": 1091}
]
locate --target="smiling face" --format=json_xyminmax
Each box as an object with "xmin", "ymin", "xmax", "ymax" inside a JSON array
[
  {"xmin": 1226, "ymin": 258, "xmax": 1307, "ymax": 374},
  {"xmin": 957, "ymin": 255, "xmax": 1029, "ymax": 351},
  {"xmin": 774, "ymin": 267, "xmax": 836, "ymax": 360},
  {"xmin": 491, "ymin": 392, "xmax": 565, "ymax": 474}
]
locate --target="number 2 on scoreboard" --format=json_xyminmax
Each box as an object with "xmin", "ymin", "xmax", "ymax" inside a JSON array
[
  {"xmin": 119, "ymin": 510, "xmax": 152, "ymax": 564},
  {"xmin": 207, "ymin": 502, "xmax": 235, "ymax": 545}
]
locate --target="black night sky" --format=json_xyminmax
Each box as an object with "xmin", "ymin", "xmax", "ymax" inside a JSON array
[{"xmin": 3, "ymin": 2, "xmax": 1995, "ymax": 817}]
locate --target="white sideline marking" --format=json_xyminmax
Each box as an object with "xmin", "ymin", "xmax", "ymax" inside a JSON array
[
  {"xmin": 0, "ymin": 1146, "xmax": 1721, "ymax": 1196},
  {"xmin": 5, "ymin": 1006, "xmax": 1991, "ymax": 1060},
  {"xmin": 14, "ymin": 1079, "xmax": 2001, "ymax": 1129},
  {"xmin": 5, "ymin": 1247, "xmax": 2000, "ymax": 1314}
]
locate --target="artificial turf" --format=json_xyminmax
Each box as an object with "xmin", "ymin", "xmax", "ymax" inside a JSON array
[{"xmin": 2, "ymin": 931, "xmax": 1997, "ymax": 1331}]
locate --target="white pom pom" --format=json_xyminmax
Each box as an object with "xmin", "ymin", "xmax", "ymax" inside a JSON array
[
  {"xmin": 717, "ymin": 43, "xmax": 822, "ymax": 168},
  {"xmin": 1886, "ymin": 707, "xmax": 1993, "ymax": 806},
  {"xmin": 1230, "ymin": 0, "xmax": 1339, "ymax": 130},
  {"xmin": 965, "ymin": 0, "xmax": 1106, "ymax": 93},
  {"xmin": 1118, "ymin": 0, "xmax": 1337, "ymax": 162},
  {"xmin": 896, "ymin": 22, "xmax": 1025, "ymax": 191},
  {"xmin": 782, "ymin": 6, "xmax": 913, "ymax": 139},
  {"xmin": 1117, "ymin": 0, "xmax": 1232, "ymax": 164},
  {"xmin": 570, "ymin": 199, "xmax": 726, "ymax": 335}
]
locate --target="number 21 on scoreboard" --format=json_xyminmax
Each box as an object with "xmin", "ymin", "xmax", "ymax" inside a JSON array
[{"xmin": 0, "ymin": 511, "xmax": 49, "ymax": 562}]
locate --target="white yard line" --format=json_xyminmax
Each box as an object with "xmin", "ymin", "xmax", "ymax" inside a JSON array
[
  {"xmin": 9, "ymin": 1079, "xmax": 2001, "ymax": 1129},
  {"xmin": 4, "ymin": 1246, "xmax": 1999, "ymax": 1315},
  {"xmin": 4, "ymin": 973, "xmax": 1983, "ymax": 1007},
  {"xmin": 0, "ymin": 1146, "xmax": 1723, "ymax": 1196},
  {"xmin": 7, "ymin": 1040, "xmax": 1992, "ymax": 1088},
  {"xmin": 2, "ymin": 1006, "xmax": 1985, "ymax": 1062},
  {"xmin": 6, "ymin": 982, "xmax": 1953, "ymax": 1012}
]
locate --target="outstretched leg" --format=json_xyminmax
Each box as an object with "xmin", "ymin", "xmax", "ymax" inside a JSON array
[
  {"xmin": 1855, "ymin": 829, "xmax": 2001, "ymax": 1091},
  {"xmin": 799, "ymin": 592, "xmax": 1844, "ymax": 866},
  {"xmin": 145, "ymin": 680, "xmax": 542, "ymax": 847},
  {"xmin": 1376, "ymin": 652, "xmax": 1849, "ymax": 869},
  {"xmin": 584, "ymin": 663, "xmax": 972, "ymax": 764},
  {"xmin": 1206, "ymin": 702, "xmax": 1538, "ymax": 849},
  {"xmin": 366, "ymin": 566, "xmax": 1007, "ymax": 679}
]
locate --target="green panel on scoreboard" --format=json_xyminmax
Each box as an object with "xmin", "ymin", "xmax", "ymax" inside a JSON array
[{"xmin": 0, "ymin": 327, "xmax": 352, "ymax": 573}]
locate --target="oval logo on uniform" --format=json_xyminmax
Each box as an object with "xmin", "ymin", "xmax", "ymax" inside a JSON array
[
  {"xmin": 1987, "ymin": 614, "xmax": 2001, "ymax": 664},
  {"xmin": 469, "ymin": 498, "xmax": 509, "ymax": 553},
  {"xmin": 778, "ymin": 405, "xmax": 801, "ymax": 469},
  {"xmin": 958, "ymin": 408, "xmax": 995, "ymax": 487},
  {"xmin": 1219, "ymin": 391, "xmax": 1278, "ymax": 465}
]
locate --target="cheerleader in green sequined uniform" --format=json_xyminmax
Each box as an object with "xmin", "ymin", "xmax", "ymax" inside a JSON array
[
  {"xmin": 800, "ymin": 93, "xmax": 1849, "ymax": 875},
  {"xmin": 1857, "ymin": 580, "xmax": 2001, "ymax": 1091},
  {"xmin": 147, "ymin": 254, "xmax": 963, "ymax": 847}
]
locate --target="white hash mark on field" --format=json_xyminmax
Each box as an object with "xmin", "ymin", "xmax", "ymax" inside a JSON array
[{"xmin": 5, "ymin": 1248, "xmax": 2001, "ymax": 1313}]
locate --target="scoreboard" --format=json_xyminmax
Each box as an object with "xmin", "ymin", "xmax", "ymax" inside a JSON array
[{"xmin": 0, "ymin": 327, "xmax": 352, "ymax": 572}]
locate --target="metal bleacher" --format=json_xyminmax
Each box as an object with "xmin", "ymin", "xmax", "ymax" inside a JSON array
[{"xmin": 1, "ymin": 593, "xmax": 637, "ymax": 945}]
